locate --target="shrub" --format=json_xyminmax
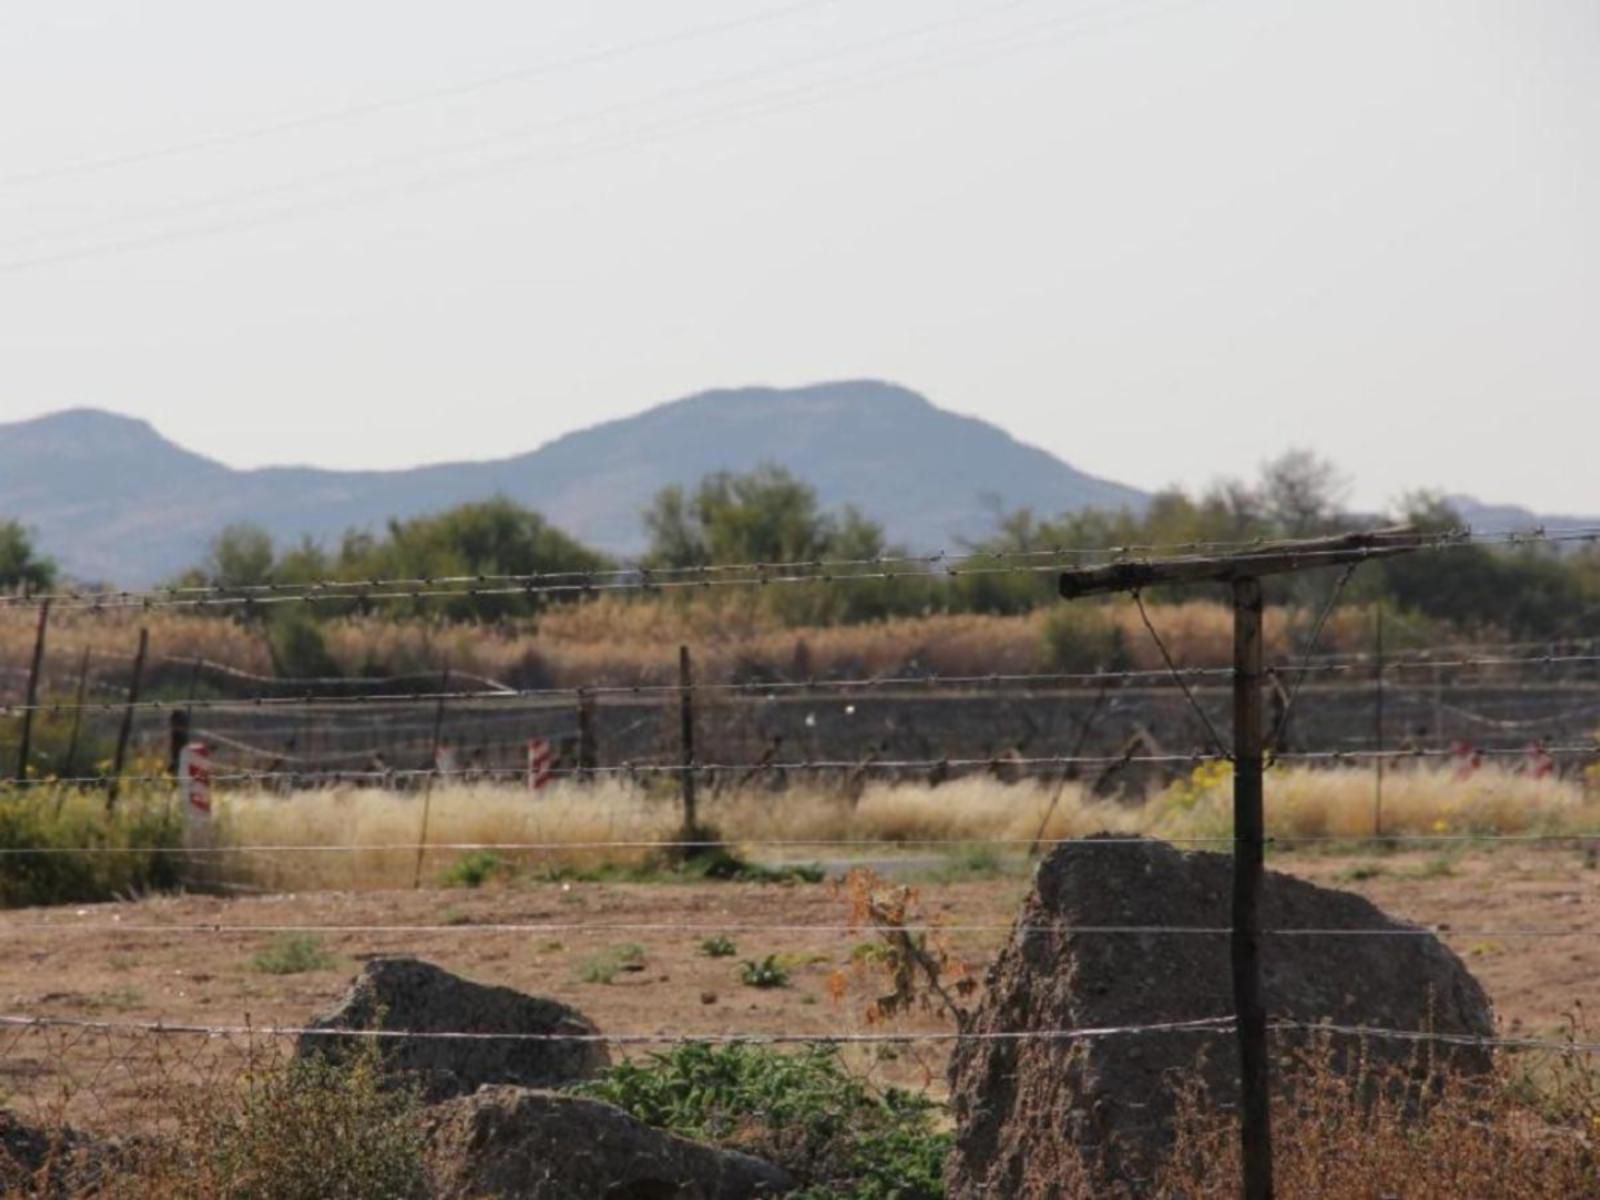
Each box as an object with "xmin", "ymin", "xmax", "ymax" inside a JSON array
[
  {"xmin": 739, "ymin": 955, "xmax": 789, "ymax": 989},
  {"xmin": 250, "ymin": 933, "xmax": 336, "ymax": 975},
  {"xmin": 699, "ymin": 935, "xmax": 738, "ymax": 958},
  {"xmin": 575, "ymin": 1042, "xmax": 948, "ymax": 1198},
  {"xmin": 0, "ymin": 785, "xmax": 183, "ymax": 908},
  {"xmin": 128, "ymin": 1039, "xmax": 428, "ymax": 1199},
  {"xmin": 1040, "ymin": 603, "xmax": 1127, "ymax": 673},
  {"xmin": 439, "ymin": 849, "xmax": 505, "ymax": 888}
]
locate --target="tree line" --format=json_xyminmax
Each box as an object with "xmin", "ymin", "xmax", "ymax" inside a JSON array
[{"xmin": 4, "ymin": 452, "xmax": 1597, "ymax": 640}]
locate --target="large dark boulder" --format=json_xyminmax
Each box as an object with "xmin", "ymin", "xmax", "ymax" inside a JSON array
[
  {"xmin": 947, "ymin": 836, "xmax": 1495, "ymax": 1194},
  {"xmin": 424, "ymin": 1086, "xmax": 793, "ymax": 1198},
  {"xmin": 296, "ymin": 957, "xmax": 608, "ymax": 1101}
]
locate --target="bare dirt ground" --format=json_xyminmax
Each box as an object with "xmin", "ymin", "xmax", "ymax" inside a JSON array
[{"xmin": 2, "ymin": 847, "xmax": 1595, "ymax": 1133}]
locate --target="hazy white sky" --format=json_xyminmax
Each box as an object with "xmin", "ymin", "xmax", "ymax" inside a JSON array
[{"xmin": 0, "ymin": 0, "xmax": 1594, "ymax": 513}]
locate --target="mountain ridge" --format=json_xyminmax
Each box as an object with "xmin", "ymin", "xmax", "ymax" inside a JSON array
[{"xmin": 0, "ymin": 381, "xmax": 1146, "ymax": 586}]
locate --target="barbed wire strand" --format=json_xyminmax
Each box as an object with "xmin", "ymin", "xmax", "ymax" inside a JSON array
[
  {"xmin": 12, "ymin": 649, "xmax": 1600, "ymax": 718},
  {"xmin": 11, "ymin": 527, "xmax": 1600, "ymax": 614},
  {"xmin": 7, "ymin": 920, "xmax": 1597, "ymax": 939},
  {"xmin": 1, "ymin": 1013, "xmax": 1595, "ymax": 1055},
  {"xmin": 3, "ymin": 828, "xmax": 1598, "ymax": 856}
]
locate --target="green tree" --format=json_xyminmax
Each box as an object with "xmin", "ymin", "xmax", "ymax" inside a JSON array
[
  {"xmin": 644, "ymin": 465, "xmax": 836, "ymax": 568},
  {"xmin": 335, "ymin": 497, "xmax": 610, "ymax": 620},
  {"xmin": 0, "ymin": 520, "xmax": 55, "ymax": 593},
  {"xmin": 644, "ymin": 466, "xmax": 924, "ymax": 624},
  {"xmin": 197, "ymin": 523, "xmax": 277, "ymax": 589}
]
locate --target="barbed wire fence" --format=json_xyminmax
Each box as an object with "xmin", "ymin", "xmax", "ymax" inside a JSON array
[{"xmin": 1, "ymin": 528, "xmax": 1598, "ymax": 1194}]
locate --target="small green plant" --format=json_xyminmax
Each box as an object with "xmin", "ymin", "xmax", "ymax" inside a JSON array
[
  {"xmin": 439, "ymin": 849, "xmax": 505, "ymax": 888},
  {"xmin": 579, "ymin": 942, "xmax": 646, "ymax": 984},
  {"xmin": 699, "ymin": 935, "xmax": 738, "ymax": 958},
  {"xmin": 250, "ymin": 933, "xmax": 336, "ymax": 975},
  {"xmin": 739, "ymin": 955, "xmax": 789, "ymax": 989},
  {"xmin": 575, "ymin": 1042, "xmax": 947, "ymax": 1198}
]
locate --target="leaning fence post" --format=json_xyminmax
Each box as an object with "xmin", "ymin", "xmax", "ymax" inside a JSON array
[
  {"xmin": 678, "ymin": 645, "xmax": 698, "ymax": 840},
  {"xmin": 14, "ymin": 599, "xmax": 50, "ymax": 783},
  {"xmin": 106, "ymin": 627, "xmax": 148, "ymax": 812},
  {"xmin": 1231, "ymin": 576, "xmax": 1273, "ymax": 1200}
]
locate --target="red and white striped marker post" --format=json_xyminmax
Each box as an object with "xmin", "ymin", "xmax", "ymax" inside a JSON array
[
  {"xmin": 177, "ymin": 741, "xmax": 212, "ymax": 833},
  {"xmin": 527, "ymin": 737, "xmax": 552, "ymax": 790}
]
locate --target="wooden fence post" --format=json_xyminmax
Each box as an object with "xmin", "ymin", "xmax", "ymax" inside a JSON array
[
  {"xmin": 412, "ymin": 666, "xmax": 451, "ymax": 889},
  {"xmin": 61, "ymin": 646, "xmax": 91, "ymax": 782},
  {"xmin": 678, "ymin": 645, "xmax": 698, "ymax": 840},
  {"xmin": 106, "ymin": 628, "xmax": 148, "ymax": 811},
  {"xmin": 576, "ymin": 687, "xmax": 598, "ymax": 780},
  {"xmin": 14, "ymin": 599, "xmax": 50, "ymax": 783},
  {"xmin": 1231, "ymin": 577, "xmax": 1273, "ymax": 1200},
  {"xmin": 1373, "ymin": 603, "xmax": 1385, "ymax": 837}
]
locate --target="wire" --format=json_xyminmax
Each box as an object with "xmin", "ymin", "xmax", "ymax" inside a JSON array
[
  {"xmin": 11, "ymin": 527, "xmax": 1600, "ymax": 614},
  {"xmin": 8, "ymin": 920, "xmax": 1596, "ymax": 940},
  {"xmin": 2, "ymin": 831, "xmax": 1596, "ymax": 856},
  {"xmin": 12, "ymin": 649, "xmax": 1600, "ymax": 718},
  {"xmin": 5, "ymin": 740, "xmax": 1598, "ymax": 789},
  {"xmin": 1267, "ymin": 563, "xmax": 1360, "ymax": 758},
  {"xmin": 0, "ymin": 1012, "xmax": 1237, "ymax": 1046},
  {"xmin": 4, "ymin": 1013, "xmax": 1597, "ymax": 1055},
  {"xmin": 0, "ymin": 0, "xmax": 844, "ymax": 189},
  {"xmin": 1132, "ymin": 589, "xmax": 1231, "ymax": 758}
]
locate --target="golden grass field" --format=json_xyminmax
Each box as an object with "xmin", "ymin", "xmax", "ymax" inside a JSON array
[{"xmin": 178, "ymin": 762, "xmax": 1600, "ymax": 892}]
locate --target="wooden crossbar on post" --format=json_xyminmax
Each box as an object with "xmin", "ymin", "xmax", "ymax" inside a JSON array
[{"xmin": 1057, "ymin": 528, "xmax": 1435, "ymax": 1200}]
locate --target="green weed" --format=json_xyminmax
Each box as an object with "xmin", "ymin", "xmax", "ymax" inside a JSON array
[
  {"xmin": 699, "ymin": 935, "xmax": 738, "ymax": 958},
  {"xmin": 575, "ymin": 1042, "xmax": 947, "ymax": 1199},
  {"xmin": 250, "ymin": 933, "xmax": 336, "ymax": 975},
  {"xmin": 739, "ymin": 955, "xmax": 789, "ymax": 989}
]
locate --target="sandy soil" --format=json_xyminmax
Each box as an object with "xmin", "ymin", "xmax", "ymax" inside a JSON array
[{"xmin": 1, "ymin": 847, "xmax": 1595, "ymax": 1133}]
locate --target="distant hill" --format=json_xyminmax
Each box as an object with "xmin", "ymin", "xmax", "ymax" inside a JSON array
[
  {"xmin": 1444, "ymin": 495, "xmax": 1600, "ymax": 538},
  {"xmin": 0, "ymin": 381, "xmax": 1148, "ymax": 586}
]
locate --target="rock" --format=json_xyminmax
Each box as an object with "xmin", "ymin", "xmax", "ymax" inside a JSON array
[
  {"xmin": 296, "ymin": 957, "xmax": 608, "ymax": 1101},
  {"xmin": 947, "ymin": 836, "xmax": 1495, "ymax": 1194},
  {"xmin": 424, "ymin": 1086, "xmax": 794, "ymax": 1198}
]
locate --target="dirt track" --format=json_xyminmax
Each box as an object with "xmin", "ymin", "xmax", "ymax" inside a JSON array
[{"xmin": 1, "ymin": 847, "xmax": 1595, "ymax": 1132}]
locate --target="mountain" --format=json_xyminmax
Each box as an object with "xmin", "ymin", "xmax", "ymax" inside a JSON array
[
  {"xmin": 0, "ymin": 381, "xmax": 1148, "ymax": 586},
  {"xmin": 1444, "ymin": 495, "xmax": 1600, "ymax": 538}
]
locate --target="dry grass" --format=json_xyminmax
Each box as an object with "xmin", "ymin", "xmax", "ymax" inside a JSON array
[
  {"xmin": 1, "ymin": 596, "xmax": 1401, "ymax": 693},
  {"xmin": 183, "ymin": 763, "xmax": 1600, "ymax": 892},
  {"xmin": 3, "ymin": 1028, "xmax": 1595, "ymax": 1198},
  {"xmin": 1083, "ymin": 1040, "xmax": 1600, "ymax": 1197}
]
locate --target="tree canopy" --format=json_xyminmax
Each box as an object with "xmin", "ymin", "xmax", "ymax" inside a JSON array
[{"xmin": 0, "ymin": 520, "xmax": 56, "ymax": 594}]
